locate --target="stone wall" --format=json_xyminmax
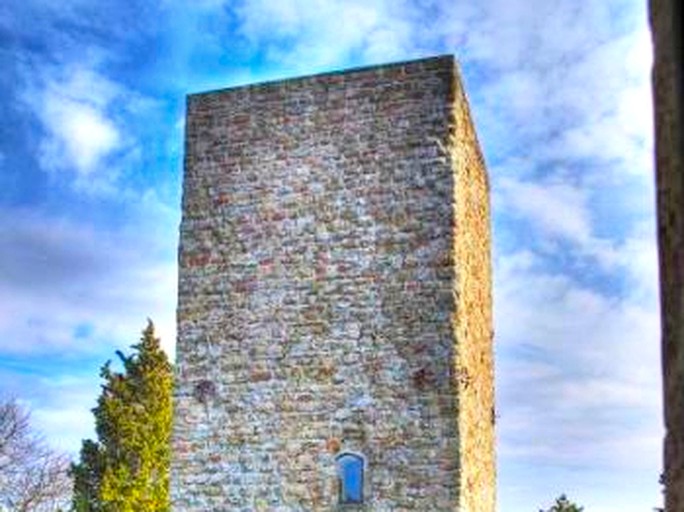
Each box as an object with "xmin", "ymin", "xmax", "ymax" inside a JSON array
[
  {"xmin": 650, "ymin": 0, "xmax": 683, "ymax": 509},
  {"xmin": 172, "ymin": 55, "xmax": 494, "ymax": 511},
  {"xmin": 451, "ymin": 70, "xmax": 496, "ymax": 512}
]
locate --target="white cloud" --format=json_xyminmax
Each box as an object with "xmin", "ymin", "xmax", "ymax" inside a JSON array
[
  {"xmin": 494, "ymin": 249, "xmax": 661, "ymax": 474},
  {"xmin": 497, "ymin": 177, "xmax": 593, "ymax": 245},
  {"xmin": 0, "ymin": 208, "xmax": 178, "ymax": 358},
  {"xmin": 495, "ymin": 170, "xmax": 659, "ymax": 297},
  {"xmin": 0, "ymin": 195, "xmax": 179, "ymax": 455},
  {"xmin": 40, "ymin": 95, "xmax": 120, "ymax": 175},
  {"xmin": 31, "ymin": 377, "xmax": 100, "ymax": 455},
  {"xmin": 233, "ymin": 0, "xmax": 425, "ymax": 72},
  {"xmin": 1, "ymin": 372, "xmax": 101, "ymax": 456},
  {"xmin": 24, "ymin": 66, "xmax": 131, "ymax": 181},
  {"xmin": 614, "ymin": 222, "xmax": 660, "ymax": 298},
  {"xmin": 433, "ymin": 0, "xmax": 655, "ymax": 186}
]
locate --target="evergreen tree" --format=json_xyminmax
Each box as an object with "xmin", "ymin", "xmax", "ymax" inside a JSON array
[
  {"xmin": 539, "ymin": 494, "xmax": 584, "ymax": 512},
  {"xmin": 71, "ymin": 439, "xmax": 105, "ymax": 511},
  {"xmin": 70, "ymin": 321, "xmax": 172, "ymax": 511}
]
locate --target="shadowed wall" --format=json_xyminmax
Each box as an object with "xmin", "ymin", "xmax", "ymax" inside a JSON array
[{"xmin": 650, "ymin": 0, "xmax": 683, "ymax": 509}]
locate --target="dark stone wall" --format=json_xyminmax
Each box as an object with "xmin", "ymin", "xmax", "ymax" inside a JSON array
[{"xmin": 650, "ymin": 0, "xmax": 683, "ymax": 509}]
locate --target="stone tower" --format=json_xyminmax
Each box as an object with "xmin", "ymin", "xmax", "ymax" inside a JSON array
[{"xmin": 172, "ymin": 55, "xmax": 494, "ymax": 511}]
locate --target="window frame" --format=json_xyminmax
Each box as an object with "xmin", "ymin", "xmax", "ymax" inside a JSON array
[{"xmin": 335, "ymin": 451, "xmax": 365, "ymax": 506}]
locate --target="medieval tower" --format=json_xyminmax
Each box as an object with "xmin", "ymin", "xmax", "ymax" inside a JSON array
[{"xmin": 171, "ymin": 55, "xmax": 495, "ymax": 511}]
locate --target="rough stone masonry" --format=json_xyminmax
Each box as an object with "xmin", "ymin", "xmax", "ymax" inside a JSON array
[{"xmin": 172, "ymin": 55, "xmax": 495, "ymax": 511}]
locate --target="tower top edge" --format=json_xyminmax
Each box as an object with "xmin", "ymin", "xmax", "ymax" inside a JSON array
[{"xmin": 187, "ymin": 54, "xmax": 458, "ymax": 99}]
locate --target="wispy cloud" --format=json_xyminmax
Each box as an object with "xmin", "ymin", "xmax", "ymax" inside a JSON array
[
  {"xmin": 0, "ymin": 200, "xmax": 178, "ymax": 455},
  {"xmin": 30, "ymin": 376, "xmax": 100, "ymax": 455},
  {"xmin": 18, "ymin": 61, "xmax": 164, "ymax": 195},
  {"xmin": 233, "ymin": 0, "xmax": 428, "ymax": 72},
  {"xmin": 40, "ymin": 94, "xmax": 120, "ymax": 175},
  {"xmin": 0, "ymin": 207, "xmax": 177, "ymax": 358},
  {"xmin": 433, "ymin": 0, "xmax": 654, "ymax": 185},
  {"xmin": 494, "ymin": 248, "xmax": 661, "ymax": 474},
  {"xmin": 1, "ymin": 368, "xmax": 101, "ymax": 456},
  {"xmin": 26, "ymin": 67, "xmax": 124, "ymax": 177},
  {"xmin": 494, "ymin": 174, "xmax": 659, "ymax": 289},
  {"xmin": 497, "ymin": 177, "xmax": 593, "ymax": 246}
]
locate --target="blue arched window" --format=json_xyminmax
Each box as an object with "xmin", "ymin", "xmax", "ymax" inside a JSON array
[{"xmin": 336, "ymin": 452, "xmax": 364, "ymax": 504}]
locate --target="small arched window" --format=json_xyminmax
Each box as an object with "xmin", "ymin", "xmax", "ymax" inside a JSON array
[{"xmin": 336, "ymin": 452, "xmax": 364, "ymax": 504}]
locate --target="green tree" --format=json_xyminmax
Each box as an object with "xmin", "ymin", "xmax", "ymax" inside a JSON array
[
  {"xmin": 70, "ymin": 321, "xmax": 172, "ymax": 512},
  {"xmin": 539, "ymin": 494, "xmax": 584, "ymax": 512},
  {"xmin": 70, "ymin": 439, "xmax": 105, "ymax": 511}
]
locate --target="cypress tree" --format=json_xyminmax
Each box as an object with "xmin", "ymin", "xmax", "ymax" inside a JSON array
[
  {"xmin": 70, "ymin": 321, "xmax": 172, "ymax": 511},
  {"xmin": 539, "ymin": 494, "xmax": 584, "ymax": 512}
]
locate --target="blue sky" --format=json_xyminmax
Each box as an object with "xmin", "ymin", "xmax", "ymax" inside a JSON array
[{"xmin": 0, "ymin": 0, "xmax": 660, "ymax": 510}]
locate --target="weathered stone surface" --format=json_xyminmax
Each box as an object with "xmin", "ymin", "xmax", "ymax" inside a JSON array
[
  {"xmin": 172, "ymin": 55, "xmax": 494, "ymax": 511},
  {"xmin": 650, "ymin": 0, "xmax": 683, "ymax": 509}
]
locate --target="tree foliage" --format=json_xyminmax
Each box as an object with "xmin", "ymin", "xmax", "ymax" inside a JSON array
[
  {"xmin": 70, "ymin": 321, "xmax": 172, "ymax": 512},
  {"xmin": 0, "ymin": 398, "xmax": 70, "ymax": 511},
  {"xmin": 539, "ymin": 494, "xmax": 584, "ymax": 512}
]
